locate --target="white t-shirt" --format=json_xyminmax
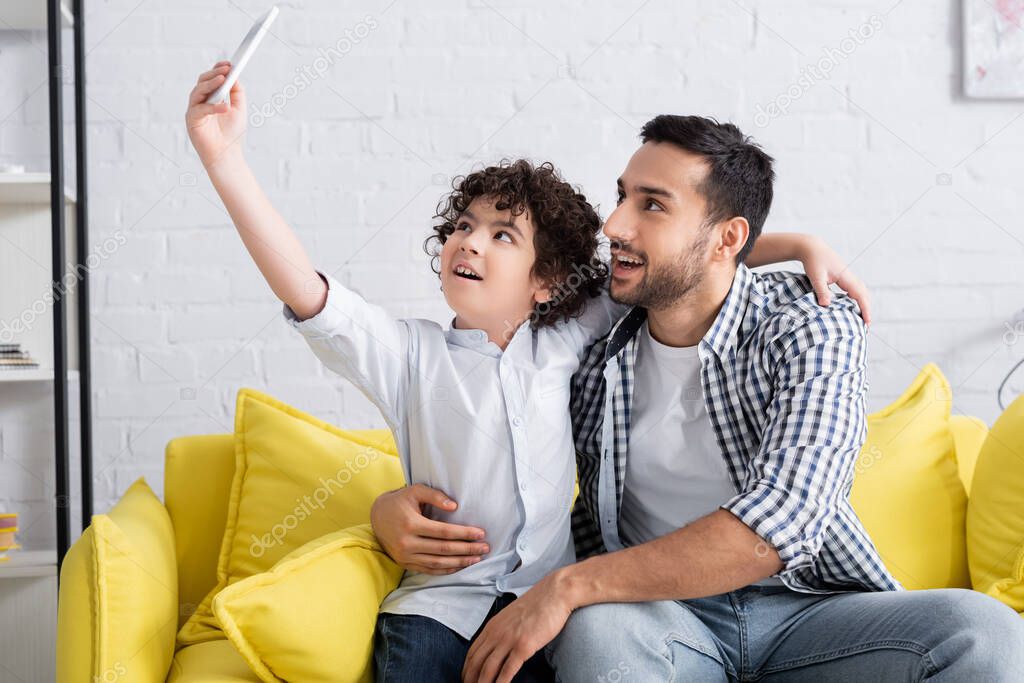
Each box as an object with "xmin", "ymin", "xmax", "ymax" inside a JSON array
[{"xmin": 620, "ymin": 320, "xmax": 782, "ymax": 586}]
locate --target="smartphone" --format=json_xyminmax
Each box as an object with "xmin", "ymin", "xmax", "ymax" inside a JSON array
[{"xmin": 205, "ymin": 5, "xmax": 279, "ymax": 105}]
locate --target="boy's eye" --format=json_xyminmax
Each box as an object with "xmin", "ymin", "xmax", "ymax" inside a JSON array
[
  {"xmin": 495, "ymin": 231, "xmax": 513, "ymax": 243},
  {"xmin": 456, "ymin": 222, "xmax": 471, "ymax": 232}
]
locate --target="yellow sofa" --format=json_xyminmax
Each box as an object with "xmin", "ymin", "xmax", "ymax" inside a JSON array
[{"xmin": 53, "ymin": 399, "xmax": 1013, "ymax": 681}]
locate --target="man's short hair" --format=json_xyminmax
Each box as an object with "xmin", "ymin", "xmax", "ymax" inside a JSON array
[{"xmin": 640, "ymin": 115, "xmax": 775, "ymax": 264}]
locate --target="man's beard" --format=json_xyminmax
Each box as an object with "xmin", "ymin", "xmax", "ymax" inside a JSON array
[{"xmin": 610, "ymin": 229, "xmax": 711, "ymax": 310}]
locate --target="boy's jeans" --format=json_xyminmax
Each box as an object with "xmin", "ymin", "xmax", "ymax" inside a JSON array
[
  {"xmin": 375, "ymin": 592, "xmax": 554, "ymax": 683},
  {"xmin": 546, "ymin": 583, "xmax": 1024, "ymax": 682}
]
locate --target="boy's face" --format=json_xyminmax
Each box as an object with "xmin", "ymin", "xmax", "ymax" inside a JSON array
[{"xmin": 439, "ymin": 196, "xmax": 551, "ymax": 330}]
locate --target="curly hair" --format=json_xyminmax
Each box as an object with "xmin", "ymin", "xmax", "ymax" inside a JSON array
[{"xmin": 424, "ymin": 159, "xmax": 608, "ymax": 329}]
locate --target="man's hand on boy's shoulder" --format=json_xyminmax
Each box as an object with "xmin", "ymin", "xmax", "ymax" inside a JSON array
[{"xmin": 370, "ymin": 484, "xmax": 490, "ymax": 575}]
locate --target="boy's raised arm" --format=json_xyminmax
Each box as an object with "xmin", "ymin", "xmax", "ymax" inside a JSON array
[{"xmin": 186, "ymin": 61, "xmax": 326, "ymax": 321}]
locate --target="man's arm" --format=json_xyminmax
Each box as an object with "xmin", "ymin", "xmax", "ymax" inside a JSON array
[
  {"xmin": 463, "ymin": 301, "xmax": 870, "ymax": 683},
  {"xmin": 552, "ymin": 508, "xmax": 780, "ymax": 607},
  {"xmin": 457, "ymin": 511, "xmax": 779, "ymax": 683}
]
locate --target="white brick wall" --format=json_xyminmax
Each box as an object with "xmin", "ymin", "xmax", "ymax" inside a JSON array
[{"xmin": 2, "ymin": 1, "xmax": 1023, "ymax": 545}]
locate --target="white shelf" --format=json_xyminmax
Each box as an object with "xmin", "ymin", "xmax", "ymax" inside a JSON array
[
  {"xmin": 0, "ymin": 1, "xmax": 74, "ymax": 30},
  {"xmin": 0, "ymin": 550, "xmax": 57, "ymax": 579},
  {"xmin": 0, "ymin": 172, "xmax": 76, "ymax": 205},
  {"xmin": 0, "ymin": 369, "xmax": 79, "ymax": 383}
]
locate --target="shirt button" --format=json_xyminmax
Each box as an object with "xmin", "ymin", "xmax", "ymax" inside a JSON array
[
  {"xmin": 512, "ymin": 416, "xmax": 523, "ymax": 427},
  {"xmin": 517, "ymin": 539, "xmax": 527, "ymax": 552},
  {"xmin": 519, "ymin": 480, "xmax": 527, "ymax": 492}
]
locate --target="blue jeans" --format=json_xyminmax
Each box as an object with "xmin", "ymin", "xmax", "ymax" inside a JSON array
[
  {"xmin": 547, "ymin": 584, "xmax": 1024, "ymax": 681},
  {"xmin": 375, "ymin": 592, "xmax": 555, "ymax": 682}
]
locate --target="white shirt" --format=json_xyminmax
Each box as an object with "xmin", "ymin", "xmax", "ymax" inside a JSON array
[
  {"xmin": 619, "ymin": 321, "xmax": 783, "ymax": 586},
  {"xmin": 283, "ymin": 269, "xmax": 626, "ymax": 638}
]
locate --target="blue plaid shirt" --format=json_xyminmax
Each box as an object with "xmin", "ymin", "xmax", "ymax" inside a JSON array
[{"xmin": 569, "ymin": 264, "xmax": 902, "ymax": 593}]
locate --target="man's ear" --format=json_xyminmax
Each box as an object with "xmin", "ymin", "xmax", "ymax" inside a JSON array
[{"xmin": 715, "ymin": 217, "xmax": 750, "ymax": 263}]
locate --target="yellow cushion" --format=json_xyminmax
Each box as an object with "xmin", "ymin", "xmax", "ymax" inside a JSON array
[
  {"xmin": 966, "ymin": 395, "xmax": 1024, "ymax": 612},
  {"xmin": 176, "ymin": 388, "xmax": 404, "ymax": 647},
  {"xmin": 166, "ymin": 640, "xmax": 262, "ymax": 682},
  {"xmin": 949, "ymin": 414, "xmax": 989, "ymax": 496},
  {"xmin": 212, "ymin": 524, "xmax": 403, "ymax": 683},
  {"xmin": 850, "ymin": 363, "xmax": 970, "ymax": 590},
  {"xmin": 56, "ymin": 477, "xmax": 178, "ymax": 683}
]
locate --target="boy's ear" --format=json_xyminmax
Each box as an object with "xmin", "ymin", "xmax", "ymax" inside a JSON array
[{"xmin": 532, "ymin": 279, "xmax": 554, "ymax": 306}]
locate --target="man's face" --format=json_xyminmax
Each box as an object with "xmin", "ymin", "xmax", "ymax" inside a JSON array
[
  {"xmin": 603, "ymin": 142, "xmax": 715, "ymax": 310},
  {"xmin": 439, "ymin": 196, "xmax": 548, "ymax": 328}
]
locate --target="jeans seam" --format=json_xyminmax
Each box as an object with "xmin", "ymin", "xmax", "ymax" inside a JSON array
[
  {"xmin": 665, "ymin": 630, "xmax": 736, "ymax": 680},
  {"xmin": 377, "ymin": 618, "xmax": 393, "ymax": 683},
  {"xmin": 920, "ymin": 649, "xmax": 940, "ymax": 678},
  {"xmin": 757, "ymin": 638, "xmax": 931, "ymax": 676},
  {"xmin": 729, "ymin": 592, "xmax": 750, "ymax": 677},
  {"xmin": 665, "ymin": 630, "xmax": 721, "ymax": 663}
]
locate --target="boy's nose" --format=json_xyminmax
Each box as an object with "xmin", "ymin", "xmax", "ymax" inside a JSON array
[{"xmin": 460, "ymin": 231, "xmax": 486, "ymax": 254}]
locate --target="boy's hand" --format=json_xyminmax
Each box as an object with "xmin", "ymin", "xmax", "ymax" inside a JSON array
[
  {"xmin": 799, "ymin": 236, "xmax": 872, "ymax": 325},
  {"xmin": 185, "ymin": 61, "xmax": 247, "ymax": 170},
  {"xmin": 370, "ymin": 484, "xmax": 490, "ymax": 575}
]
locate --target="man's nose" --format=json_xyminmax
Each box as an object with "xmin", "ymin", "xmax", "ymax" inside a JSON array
[{"xmin": 603, "ymin": 205, "xmax": 635, "ymax": 243}]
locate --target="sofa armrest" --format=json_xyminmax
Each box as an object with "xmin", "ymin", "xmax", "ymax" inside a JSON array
[{"xmin": 56, "ymin": 478, "xmax": 178, "ymax": 683}]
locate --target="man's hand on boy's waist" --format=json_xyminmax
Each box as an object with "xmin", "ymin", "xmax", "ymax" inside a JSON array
[{"xmin": 370, "ymin": 483, "xmax": 491, "ymax": 575}]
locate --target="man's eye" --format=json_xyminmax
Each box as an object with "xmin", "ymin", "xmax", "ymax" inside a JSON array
[
  {"xmin": 644, "ymin": 199, "xmax": 663, "ymax": 211},
  {"xmin": 495, "ymin": 231, "xmax": 513, "ymax": 243}
]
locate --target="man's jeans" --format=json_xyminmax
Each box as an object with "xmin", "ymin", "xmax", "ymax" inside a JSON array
[
  {"xmin": 546, "ymin": 583, "xmax": 1024, "ymax": 681},
  {"xmin": 375, "ymin": 592, "xmax": 554, "ymax": 682}
]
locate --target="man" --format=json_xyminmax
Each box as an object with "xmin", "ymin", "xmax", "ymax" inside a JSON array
[{"xmin": 375, "ymin": 115, "xmax": 1024, "ymax": 682}]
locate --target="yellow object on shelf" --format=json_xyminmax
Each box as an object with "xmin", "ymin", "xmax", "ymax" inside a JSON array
[
  {"xmin": 0, "ymin": 512, "xmax": 19, "ymax": 558},
  {"xmin": 0, "ymin": 542, "xmax": 22, "ymax": 562}
]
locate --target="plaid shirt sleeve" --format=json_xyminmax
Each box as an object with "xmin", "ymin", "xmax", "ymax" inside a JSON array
[{"xmin": 719, "ymin": 302, "xmax": 868, "ymax": 574}]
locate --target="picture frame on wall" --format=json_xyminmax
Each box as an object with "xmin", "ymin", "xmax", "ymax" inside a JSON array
[{"xmin": 963, "ymin": 0, "xmax": 1024, "ymax": 98}]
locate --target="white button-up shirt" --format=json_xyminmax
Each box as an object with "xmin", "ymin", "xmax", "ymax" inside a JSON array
[{"xmin": 283, "ymin": 269, "xmax": 625, "ymax": 638}]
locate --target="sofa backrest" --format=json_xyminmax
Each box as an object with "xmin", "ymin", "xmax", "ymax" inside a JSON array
[
  {"xmin": 163, "ymin": 429, "xmax": 400, "ymax": 630},
  {"xmin": 949, "ymin": 414, "xmax": 988, "ymax": 495},
  {"xmin": 164, "ymin": 433, "xmax": 236, "ymax": 631},
  {"xmin": 161, "ymin": 416, "xmax": 988, "ymax": 625}
]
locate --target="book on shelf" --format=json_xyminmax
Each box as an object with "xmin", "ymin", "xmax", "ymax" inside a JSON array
[
  {"xmin": 0, "ymin": 360, "xmax": 41, "ymax": 368},
  {"xmin": 0, "ymin": 343, "xmax": 40, "ymax": 369}
]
